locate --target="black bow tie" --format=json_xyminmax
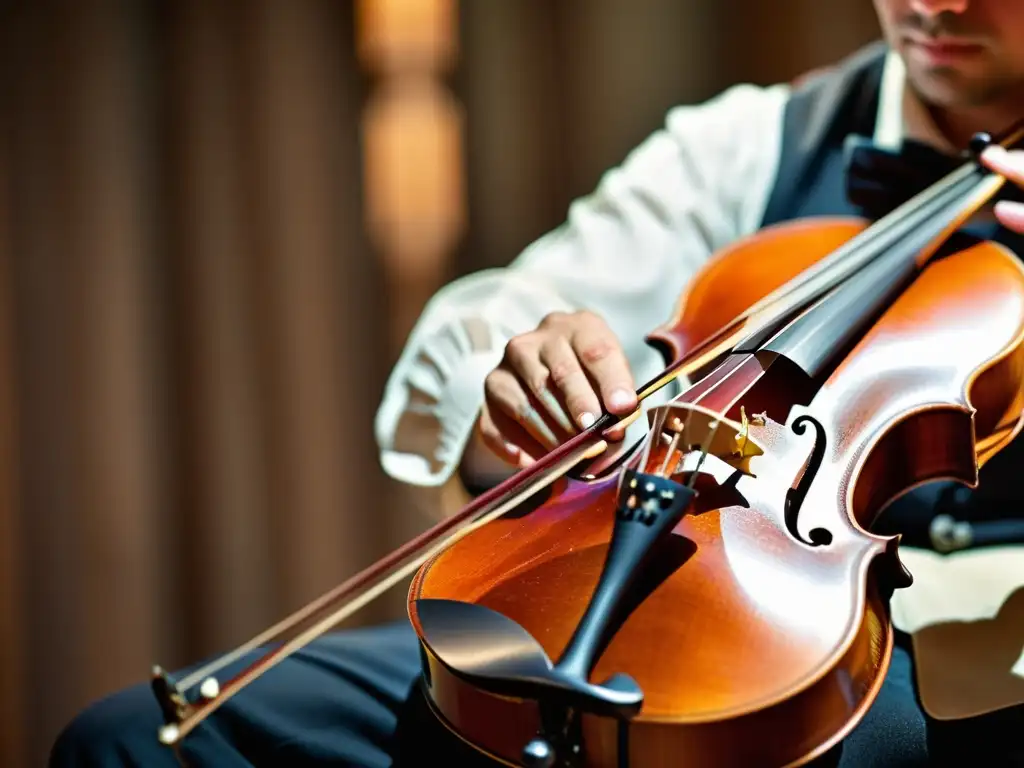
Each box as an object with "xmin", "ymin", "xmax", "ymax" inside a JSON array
[
  {"xmin": 844, "ymin": 134, "xmax": 1024, "ymax": 220},
  {"xmin": 844, "ymin": 135, "xmax": 970, "ymax": 218}
]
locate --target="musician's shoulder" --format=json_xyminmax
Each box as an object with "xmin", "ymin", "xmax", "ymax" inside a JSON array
[{"xmin": 661, "ymin": 81, "xmax": 788, "ymax": 151}]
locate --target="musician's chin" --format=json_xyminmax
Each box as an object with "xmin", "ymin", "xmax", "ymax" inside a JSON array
[{"xmin": 901, "ymin": 43, "xmax": 998, "ymax": 109}]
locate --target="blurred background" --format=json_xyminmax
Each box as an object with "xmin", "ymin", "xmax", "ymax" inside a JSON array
[{"xmin": 0, "ymin": 0, "xmax": 881, "ymax": 764}]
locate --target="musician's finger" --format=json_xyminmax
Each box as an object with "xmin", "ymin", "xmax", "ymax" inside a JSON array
[
  {"xmin": 602, "ymin": 421, "xmax": 629, "ymax": 444},
  {"xmin": 502, "ymin": 334, "xmax": 575, "ymax": 442},
  {"xmin": 477, "ymin": 404, "xmax": 539, "ymax": 468},
  {"xmin": 981, "ymin": 145, "xmax": 1024, "ymax": 186},
  {"xmin": 539, "ymin": 336, "xmax": 601, "ymax": 430},
  {"xmin": 489, "ymin": 404, "xmax": 551, "ymax": 468},
  {"xmin": 477, "ymin": 406, "xmax": 521, "ymax": 466},
  {"xmin": 995, "ymin": 200, "xmax": 1024, "ymax": 234},
  {"xmin": 483, "ymin": 367, "xmax": 560, "ymax": 452},
  {"xmin": 569, "ymin": 313, "xmax": 637, "ymax": 417}
]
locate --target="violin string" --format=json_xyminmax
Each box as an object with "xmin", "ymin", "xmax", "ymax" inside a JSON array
[
  {"xmin": 731, "ymin": 163, "xmax": 978, "ymax": 325},
  {"xmin": 643, "ymin": 154, "xmax": 1005, "ymax": 407},
  {"xmin": 657, "ymin": 170, "xmax": 1004, "ymax": 478},
  {"xmin": 687, "ymin": 418, "xmax": 721, "ymax": 490},
  {"xmin": 737, "ymin": 169, "xmax": 983, "ymax": 336},
  {"xmin": 678, "ymin": 406, "xmax": 697, "ymax": 475},
  {"xmin": 646, "ymin": 145, "xmax": 1013, "ymax": 490},
  {"xmin": 174, "ymin": 165, "xmax": 986, "ymax": 699},
  {"xmin": 631, "ymin": 166, "xmax": 985, "ymax": 405},
  {"xmin": 657, "ymin": 430, "xmax": 683, "ymax": 477},
  {"xmin": 738, "ymin": 123, "xmax": 1024, "ymax": 328}
]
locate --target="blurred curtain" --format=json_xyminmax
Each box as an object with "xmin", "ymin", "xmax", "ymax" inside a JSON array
[
  {"xmin": 0, "ymin": 1, "xmax": 392, "ymax": 763},
  {"xmin": 0, "ymin": 0, "xmax": 879, "ymax": 764},
  {"xmin": 455, "ymin": 0, "xmax": 880, "ymax": 274}
]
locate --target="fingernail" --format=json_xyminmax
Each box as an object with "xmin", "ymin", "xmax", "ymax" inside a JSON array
[
  {"xmin": 608, "ymin": 389, "xmax": 634, "ymax": 410},
  {"xmin": 995, "ymin": 200, "xmax": 1024, "ymax": 227},
  {"xmin": 983, "ymin": 145, "xmax": 1009, "ymax": 164},
  {"xmin": 504, "ymin": 442, "xmax": 519, "ymax": 457},
  {"xmin": 579, "ymin": 412, "xmax": 596, "ymax": 428}
]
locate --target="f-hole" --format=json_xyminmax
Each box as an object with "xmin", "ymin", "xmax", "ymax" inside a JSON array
[{"xmin": 785, "ymin": 414, "xmax": 833, "ymax": 547}]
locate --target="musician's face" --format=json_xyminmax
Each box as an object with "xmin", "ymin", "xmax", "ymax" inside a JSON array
[{"xmin": 874, "ymin": 0, "xmax": 1024, "ymax": 108}]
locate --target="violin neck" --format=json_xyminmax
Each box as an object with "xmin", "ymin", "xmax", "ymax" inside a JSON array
[{"xmin": 734, "ymin": 153, "xmax": 1003, "ymax": 380}]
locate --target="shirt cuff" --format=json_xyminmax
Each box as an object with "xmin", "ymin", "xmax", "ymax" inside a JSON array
[{"xmin": 375, "ymin": 322, "xmax": 507, "ymax": 488}]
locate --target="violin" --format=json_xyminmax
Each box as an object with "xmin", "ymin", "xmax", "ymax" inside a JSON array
[{"xmin": 151, "ymin": 125, "xmax": 1024, "ymax": 767}]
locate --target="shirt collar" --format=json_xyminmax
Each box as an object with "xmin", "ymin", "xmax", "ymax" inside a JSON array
[{"xmin": 873, "ymin": 47, "xmax": 958, "ymax": 155}]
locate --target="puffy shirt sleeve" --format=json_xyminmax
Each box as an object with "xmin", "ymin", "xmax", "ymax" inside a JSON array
[{"xmin": 374, "ymin": 81, "xmax": 791, "ymax": 488}]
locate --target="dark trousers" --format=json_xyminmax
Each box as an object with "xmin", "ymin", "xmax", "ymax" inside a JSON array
[{"xmin": 48, "ymin": 620, "xmax": 1023, "ymax": 767}]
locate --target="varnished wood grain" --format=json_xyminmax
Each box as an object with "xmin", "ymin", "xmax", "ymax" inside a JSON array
[{"xmin": 410, "ymin": 220, "xmax": 1024, "ymax": 766}]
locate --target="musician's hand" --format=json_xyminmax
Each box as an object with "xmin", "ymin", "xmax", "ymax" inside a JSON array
[
  {"xmin": 981, "ymin": 146, "xmax": 1024, "ymax": 233},
  {"xmin": 478, "ymin": 310, "xmax": 638, "ymax": 467}
]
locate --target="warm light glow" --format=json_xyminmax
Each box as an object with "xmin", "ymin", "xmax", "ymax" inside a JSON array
[
  {"xmin": 355, "ymin": 0, "xmax": 457, "ymax": 73},
  {"xmin": 362, "ymin": 79, "xmax": 465, "ymax": 276},
  {"xmin": 357, "ymin": 0, "xmax": 464, "ymax": 284}
]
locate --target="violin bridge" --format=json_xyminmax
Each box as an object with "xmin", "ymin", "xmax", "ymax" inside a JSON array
[{"xmin": 644, "ymin": 402, "xmax": 765, "ymax": 476}]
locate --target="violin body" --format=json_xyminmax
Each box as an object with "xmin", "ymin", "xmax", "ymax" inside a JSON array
[{"xmin": 408, "ymin": 216, "xmax": 1024, "ymax": 767}]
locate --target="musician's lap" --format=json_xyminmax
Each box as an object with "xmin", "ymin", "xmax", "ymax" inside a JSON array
[{"xmin": 47, "ymin": 622, "xmax": 1015, "ymax": 767}]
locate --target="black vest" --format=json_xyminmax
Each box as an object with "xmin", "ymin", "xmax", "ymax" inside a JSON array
[{"xmin": 758, "ymin": 42, "xmax": 1024, "ymax": 544}]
